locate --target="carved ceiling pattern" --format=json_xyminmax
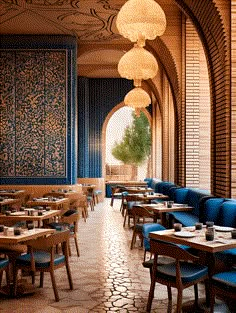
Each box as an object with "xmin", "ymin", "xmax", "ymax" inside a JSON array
[{"xmin": 0, "ymin": 0, "xmax": 125, "ymax": 42}]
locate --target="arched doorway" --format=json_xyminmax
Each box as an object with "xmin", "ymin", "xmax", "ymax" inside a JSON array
[{"xmin": 102, "ymin": 104, "xmax": 152, "ymax": 182}]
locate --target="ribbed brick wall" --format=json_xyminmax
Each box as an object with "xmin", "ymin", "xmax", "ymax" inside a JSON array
[
  {"xmin": 174, "ymin": 0, "xmax": 230, "ymax": 197},
  {"xmin": 185, "ymin": 20, "xmax": 211, "ymax": 190},
  {"xmin": 231, "ymin": 1, "xmax": 236, "ymax": 198}
]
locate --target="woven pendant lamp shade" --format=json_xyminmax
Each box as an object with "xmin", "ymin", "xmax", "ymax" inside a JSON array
[
  {"xmin": 118, "ymin": 45, "xmax": 158, "ymax": 86},
  {"xmin": 116, "ymin": 0, "xmax": 166, "ymax": 47}
]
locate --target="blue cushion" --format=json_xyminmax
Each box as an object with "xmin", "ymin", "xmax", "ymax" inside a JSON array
[
  {"xmin": 156, "ymin": 182, "xmax": 172, "ymax": 194},
  {"xmin": 200, "ymin": 198, "xmax": 225, "ymax": 224},
  {"xmin": 168, "ymin": 186, "xmax": 181, "ymax": 201},
  {"xmin": 185, "ymin": 189, "xmax": 210, "ymax": 216},
  {"xmin": 173, "ymin": 188, "xmax": 189, "ymax": 204},
  {"xmin": 0, "ymin": 258, "xmax": 9, "ymax": 269},
  {"xmin": 144, "ymin": 178, "xmax": 153, "ymax": 188},
  {"xmin": 16, "ymin": 251, "xmax": 65, "ymax": 268},
  {"xmin": 168, "ymin": 212, "xmax": 199, "ymax": 227},
  {"xmin": 162, "ymin": 183, "xmax": 176, "ymax": 196},
  {"xmin": 157, "ymin": 262, "xmax": 208, "ymax": 283},
  {"xmin": 216, "ymin": 248, "xmax": 236, "ymax": 264},
  {"xmin": 150, "ymin": 178, "xmax": 162, "ymax": 191},
  {"xmin": 212, "ymin": 271, "xmax": 236, "ymax": 291},
  {"xmin": 142, "ymin": 223, "xmax": 166, "ymax": 251},
  {"xmin": 218, "ymin": 201, "xmax": 236, "ymax": 227}
]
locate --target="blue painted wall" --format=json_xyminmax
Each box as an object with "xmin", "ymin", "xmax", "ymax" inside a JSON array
[{"xmin": 77, "ymin": 77, "xmax": 133, "ymax": 178}]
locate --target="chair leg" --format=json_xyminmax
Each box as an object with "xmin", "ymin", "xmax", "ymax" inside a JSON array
[
  {"xmin": 123, "ymin": 210, "xmax": 128, "ymax": 227},
  {"xmin": 40, "ymin": 272, "xmax": 44, "ymax": 287},
  {"xmin": 65, "ymin": 262, "xmax": 73, "ymax": 290},
  {"xmin": 130, "ymin": 229, "xmax": 137, "ymax": 249},
  {"xmin": 167, "ymin": 286, "xmax": 172, "ymax": 313},
  {"xmin": 5, "ymin": 266, "xmax": 10, "ymax": 292},
  {"xmin": 74, "ymin": 235, "xmax": 80, "ymax": 257},
  {"xmin": 50, "ymin": 271, "xmax": 59, "ymax": 302},
  {"xmin": 110, "ymin": 196, "xmax": 114, "ymax": 206},
  {"xmin": 176, "ymin": 290, "xmax": 183, "ymax": 313},
  {"xmin": 13, "ymin": 267, "xmax": 18, "ymax": 297},
  {"xmin": 0, "ymin": 272, "xmax": 3, "ymax": 287},
  {"xmin": 146, "ymin": 278, "xmax": 156, "ymax": 312},
  {"xmin": 194, "ymin": 284, "xmax": 199, "ymax": 307}
]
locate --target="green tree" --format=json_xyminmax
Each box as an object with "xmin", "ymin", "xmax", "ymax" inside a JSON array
[{"xmin": 112, "ymin": 112, "xmax": 151, "ymax": 169}]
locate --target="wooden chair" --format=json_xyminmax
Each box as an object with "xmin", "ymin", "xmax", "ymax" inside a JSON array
[
  {"xmin": 13, "ymin": 230, "xmax": 73, "ymax": 302},
  {"xmin": 75, "ymin": 194, "xmax": 88, "ymax": 222},
  {"xmin": 83, "ymin": 188, "xmax": 95, "ymax": 211},
  {"xmin": 123, "ymin": 194, "xmax": 143, "ymax": 228},
  {"xmin": 210, "ymin": 269, "xmax": 236, "ymax": 313},
  {"xmin": 146, "ymin": 239, "xmax": 208, "ymax": 313},
  {"xmin": 61, "ymin": 211, "xmax": 80, "ymax": 257},
  {"xmin": 130, "ymin": 205, "xmax": 156, "ymax": 250}
]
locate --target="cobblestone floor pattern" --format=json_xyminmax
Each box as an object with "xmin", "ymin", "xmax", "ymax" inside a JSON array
[{"xmin": 0, "ymin": 198, "xmax": 208, "ymax": 313}]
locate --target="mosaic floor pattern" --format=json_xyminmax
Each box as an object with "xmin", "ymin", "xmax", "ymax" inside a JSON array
[{"xmin": 0, "ymin": 198, "xmax": 227, "ymax": 313}]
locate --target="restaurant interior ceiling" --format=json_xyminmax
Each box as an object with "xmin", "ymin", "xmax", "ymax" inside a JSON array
[{"xmin": 0, "ymin": 0, "xmax": 180, "ymax": 78}]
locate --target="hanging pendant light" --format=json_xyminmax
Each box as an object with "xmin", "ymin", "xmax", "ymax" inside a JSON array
[
  {"xmin": 118, "ymin": 44, "xmax": 158, "ymax": 86},
  {"xmin": 124, "ymin": 87, "xmax": 151, "ymax": 116},
  {"xmin": 116, "ymin": 0, "xmax": 166, "ymax": 47}
]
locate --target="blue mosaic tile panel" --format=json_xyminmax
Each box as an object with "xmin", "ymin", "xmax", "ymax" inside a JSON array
[
  {"xmin": 0, "ymin": 50, "xmax": 67, "ymax": 178},
  {"xmin": 0, "ymin": 51, "xmax": 16, "ymax": 176}
]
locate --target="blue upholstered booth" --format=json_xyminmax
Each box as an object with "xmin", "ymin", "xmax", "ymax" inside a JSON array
[
  {"xmin": 144, "ymin": 178, "xmax": 153, "ymax": 188},
  {"xmin": 150, "ymin": 178, "xmax": 162, "ymax": 192},
  {"xmin": 168, "ymin": 188, "xmax": 212, "ymax": 226}
]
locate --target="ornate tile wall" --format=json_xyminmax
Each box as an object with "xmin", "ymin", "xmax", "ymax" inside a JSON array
[{"xmin": 0, "ymin": 35, "xmax": 77, "ymax": 185}]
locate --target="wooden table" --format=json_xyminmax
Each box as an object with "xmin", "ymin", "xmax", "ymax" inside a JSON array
[
  {"xmin": 0, "ymin": 198, "xmax": 21, "ymax": 213},
  {"xmin": 45, "ymin": 190, "xmax": 81, "ymax": 202},
  {"xmin": 142, "ymin": 203, "xmax": 192, "ymax": 227},
  {"xmin": 0, "ymin": 228, "xmax": 55, "ymax": 245},
  {"xmin": 106, "ymin": 181, "xmax": 148, "ymax": 198},
  {"xmin": 0, "ymin": 189, "xmax": 26, "ymax": 199},
  {"xmin": 27, "ymin": 197, "xmax": 69, "ymax": 213},
  {"xmin": 136, "ymin": 193, "xmax": 168, "ymax": 203},
  {"xmin": 125, "ymin": 187, "xmax": 154, "ymax": 194},
  {"xmin": 0, "ymin": 210, "xmax": 61, "ymax": 228},
  {"xmin": 106, "ymin": 181, "xmax": 148, "ymax": 187},
  {"xmin": 149, "ymin": 227, "xmax": 236, "ymax": 310}
]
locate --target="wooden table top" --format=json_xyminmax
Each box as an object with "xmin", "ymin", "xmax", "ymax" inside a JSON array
[
  {"xmin": 136, "ymin": 193, "xmax": 169, "ymax": 201},
  {"xmin": 142, "ymin": 203, "xmax": 193, "ymax": 213},
  {"xmin": 0, "ymin": 198, "xmax": 21, "ymax": 207},
  {"xmin": 0, "ymin": 190, "xmax": 26, "ymax": 198},
  {"xmin": 125, "ymin": 187, "xmax": 154, "ymax": 194},
  {"xmin": 149, "ymin": 227, "xmax": 236, "ymax": 254},
  {"xmin": 0, "ymin": 210, "xmax": 60, "ymax": 223},
  {"xmin": 27, "ymin": 197, "xmax": 69, "ymax": 206},
  {"xmin": 0, "ymin": 228, "xmax": 55, "ymax": 244},
  {"xmin": 106, "ymin": 181, "xmax": 148, "ymax": 187}
]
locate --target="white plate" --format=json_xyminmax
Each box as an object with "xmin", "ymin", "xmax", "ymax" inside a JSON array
[
  {"xmin": 174, "ymin": 231, "xmax": 196, "ymax": 238},
  {"xmin": 173, "ymin": 203, "xmax": 186, "ymax": 207},
  {"xmin": 214, "ymin": 226, "xmax": 234, "ymax": 232}
]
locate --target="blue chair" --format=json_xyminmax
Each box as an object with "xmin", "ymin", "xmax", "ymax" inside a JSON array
[
  {"xmin": 146, "ymin": 239, "xmax": 209, "ymax": 313},
  {"xmin": 0, "ymin": 258, "xmax": 10, "ymax": 293},
  {"xmin": 13, "ymin": 230, "xmax": 73, "ymax": 302},
  {"xmin": 210, "ymin": 270, "xmax": 236, "ymax": 313},
  {"xmin": 142, "ymin": 223, "xmax": 192, "ymax": 262},
  {"xmin": 142, "ymin": 223, "xmax": 166, "ymax": 261}
]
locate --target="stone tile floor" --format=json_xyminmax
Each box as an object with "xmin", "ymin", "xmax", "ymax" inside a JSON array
[{"xmin": 0, "ymin": 198, "xmax": 231, "ymax": 313}]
